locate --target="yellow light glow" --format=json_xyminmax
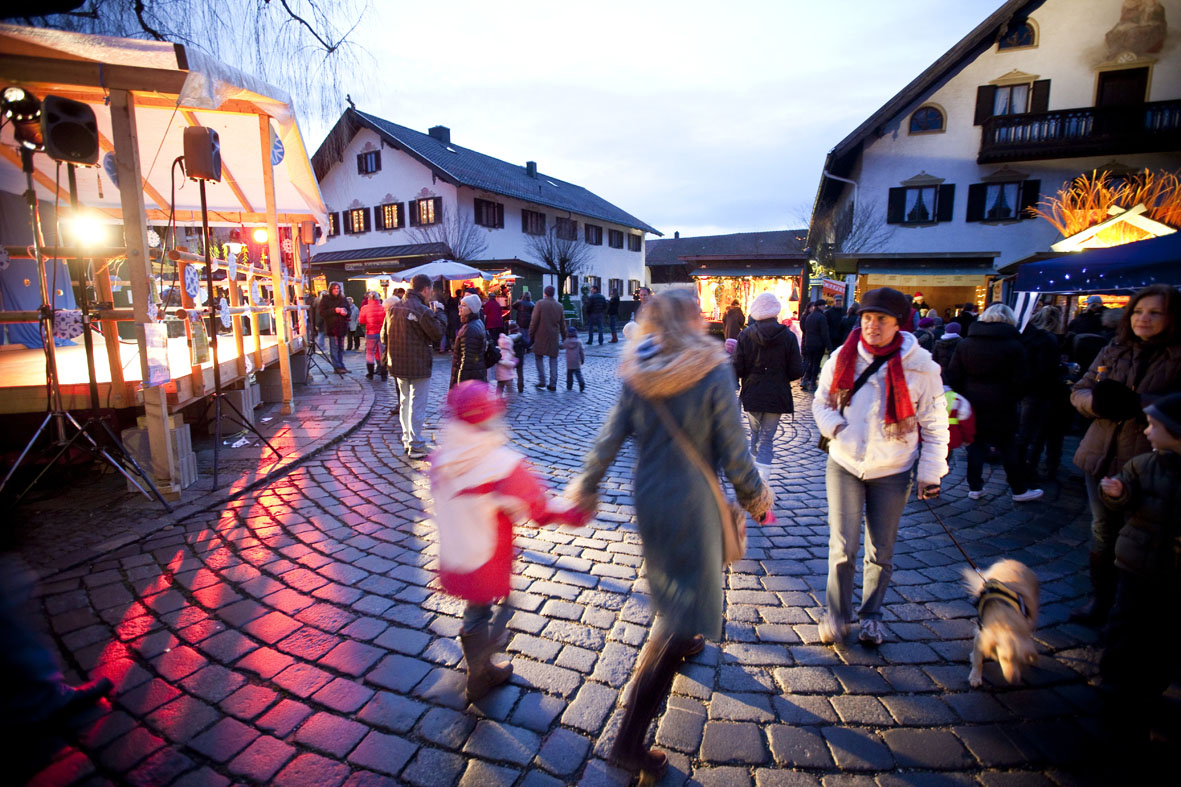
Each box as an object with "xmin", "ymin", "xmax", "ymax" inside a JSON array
[
  {"xmin": 252, "ymin": 228, "xmax": 268, "ymax": 244},
  {"xmin": 70, "ymin": 214, "xmax": 106, "ymax": 247}
]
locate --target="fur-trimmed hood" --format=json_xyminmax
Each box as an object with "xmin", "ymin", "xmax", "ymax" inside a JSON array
[{"xmin": 619, "ymin": 331, "xmax": 730, "ymax": 399}]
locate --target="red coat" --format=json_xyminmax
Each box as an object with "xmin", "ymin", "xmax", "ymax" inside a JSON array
[
  {"xmin": 484, "ymin": 298, "xmax": 504, "ymax": 330},
  {"xmin": 358, "ymin": 299, "xmax": 385, "ymax": 335}
]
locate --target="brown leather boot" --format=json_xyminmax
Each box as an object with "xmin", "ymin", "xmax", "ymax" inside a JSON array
[
  {"xmin": 460, "ymin": 627, "xmax": 513, "ymax": 703},
  {"xmin": 610, "ymin": 632, "xmax": 697, "ymax": 777},
  {"xmin": 1070, "ymin": 550, "xmax": 1116, "ymax": 626},
  {"xmin": 609, "ymin": 331, "xmax": 618, "ymax": 343}
]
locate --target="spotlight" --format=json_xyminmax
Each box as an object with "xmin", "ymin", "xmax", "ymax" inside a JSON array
[
  {"xmin": 70, "ymin": 213, "xmax": 107, "ymax": 247},
  {"xmin": 1, "ymin": 86, "xmax": 44, "ymax": 151},
  {"xmin": 252, "ymin": 228, "xmax": 268, "ymax": 244}
]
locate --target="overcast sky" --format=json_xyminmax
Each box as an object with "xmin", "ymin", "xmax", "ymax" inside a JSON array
[{"xmin": 318, "ymin": 0, "xmax": 1003, "ymax": 239}]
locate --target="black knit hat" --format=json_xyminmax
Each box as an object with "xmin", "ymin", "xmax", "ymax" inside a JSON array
[
  {"xmin": 857, "ymin": 287, "xmax": 912, "ymax": 323},
  {"xmin": 1145, "ymin": 392, "xmax": 1181, "ymax": 438}
]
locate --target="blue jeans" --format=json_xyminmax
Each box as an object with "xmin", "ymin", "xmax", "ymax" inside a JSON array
[
  {"xmin": 396, "ymin": 376, "xmax": 431, "ymax": 452},
  {"xmin": 566, "ymin": 368, "xmax": 585, "ymax": 390},
  {"xmin": 329, "ymin": 335, "xmax": 346, "ymax": 370},
  {"xmin": 608, "ymin": 314, "xmax": 618, "ymax": 336},
  {"xmin": 747, "ymin": 412, "xmax": 780, "ymax": 464},
  {"xmin": 824, "ymin": 459, "xmax": 913, "ymax": 623},
  {"xmin": 587, "ymin": 313, "xmax": 604, "ymax": 344}
]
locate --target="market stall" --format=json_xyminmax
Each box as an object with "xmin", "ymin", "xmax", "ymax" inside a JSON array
[{"xmin": 0, "ymin": 24, "xmax": 327, "ymax": 496}]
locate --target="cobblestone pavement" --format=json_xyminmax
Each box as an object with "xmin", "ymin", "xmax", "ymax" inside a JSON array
[{"xmin": 23, "ymin": 340, "xmax": 1148, "ymax": 786}]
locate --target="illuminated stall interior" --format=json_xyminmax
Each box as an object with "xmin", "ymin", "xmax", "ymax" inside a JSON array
[
  {"xmin": 681, "ymin": 256, "xmax": 807, "ymax": 325},
  {"xmin": 0, "ymin": 24, "xmax": 327, "ymax": 496}
]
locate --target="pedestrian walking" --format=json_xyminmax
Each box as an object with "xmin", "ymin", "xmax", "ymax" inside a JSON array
[
  {"xmin": 801, "ymin": 301, "xmax": 831, "ymax": 392},
  {"xmin": 1096, "ymin": 392, "xmax": 1181, "ymax": 748},
  {"xmin": 563, "ymin": 327, "xmax": 586, "ymax": 391},
  {"xmin": 452, "ymin": 293, "xmax": 489, "ymax": 387},
  {"xmin": 346, "ymin": 296, "xmax": 361, "ymax": 351},
  {"xmin": 445, "ymin": 287, "xmax": 462, "ymax": 352},
  {"xmin": 914, "ymin": 317, "xmax": 937, "ymax": 353},
  {"xmin": 1068, "ymin": 283, "xmax": 1181, "ymax": 625},
  {"xmin": 733, "ymin": 291, "xmax": 803, "ymax": 480},
  {"xmin": 722, "ymin": 299, "xmax": 745, "ymax": 341},
  {"xmin": 838, "ymin": 304, "xmax": 859, "ymax": 345},
  {"xmin": 825, "ymin": 297, "xmax": 844, "ymax": 344},
  {"xmin": 566, "ymin": 288, "xmax": 774, "ymax": 778},
  {"xmin": 494, "ymin": 332, "xmax": 517, "ymax": 396},
  {"xmin": 585, "ymin": 285, "xmax": 608, "ymax": 345},
  {"xmin": 1015, "ymin": 305, "xmax": 1065, "ymax": 480},
  {"xmin": 529, "ymin": 285, "xmax": 566, "ymax": 391},
  {"xmin": 482, "ymin": 290, "xmax": 504, "ymax": 345},
  {"xmin": 505, "ymin": 321, "xmax": 529, "ymax": 394},
  {"xmin": 813, "ymin": 287, "xmax": 949, "ymax": 646},
  {"xmin": 607, "ymin": 288, "xmax": 621, "ymax": 342},
  {"xmin": 317, "ymin": 282, "xmax": 350, "ymax": 374},
  {"xmin": 382, "ymin": 273, "xmax": 447, "ymax": 460},
  {"xmin": 430, "ymin": 381, "xmax": 586, "ymax": 703},
  {"xmin": 932, "ymin": 321, "xmax": 962, "ymax": 376},
  {"xmin": 511, "ymin": 291, "xmax": 534, "ymax": 336},
  {"xmin": 358, "ymin": 292, "xmax": 387, "ymax": 380},
  {"xmin": 946, "ymin": 304, "xmax": 1044, "ymax": 503}
]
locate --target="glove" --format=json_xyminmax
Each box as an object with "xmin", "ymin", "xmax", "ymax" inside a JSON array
[{"xmin": 1091, "ymin": 378, "xmax": 1142, "ymax": 421}]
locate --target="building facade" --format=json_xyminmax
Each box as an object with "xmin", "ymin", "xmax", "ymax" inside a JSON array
[
  {"xmin": 809, "ymin": 0, "xmax": 1181, "ymax": 317},
  {"xmin": 310, "ymin": 109, "xmax": 658, "ymax": 299}
]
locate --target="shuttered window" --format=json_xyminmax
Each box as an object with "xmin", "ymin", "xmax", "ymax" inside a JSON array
[
  {"xmin": 376, "ymin": 202, "xmax": 404, "ymax": 230},
  {"xmin": 974, "ymin": 80, "xmax": 1049, "ymax": 124},
  {"xmin": 327, "ymin": 212, "xmax": 339, "ymax": 237},
  {"xmin": 357, "ymin": 150, "xmax": 380, "ymax": 174},
  {"xmin": 608, "ymin": 229, "xmax": 624, "ymax": 248},
  {"xmin": 409, "ymin": 196, "xmax": 442, "ymax": 226},
  {"xmin": 521, "ymin": 209, "xmax": 546, "ymax": 235},
  {"xmin": 555, "ymin": 217, "xmax": 577, "ymax": 240},
  {"xmin": 344, "ymin": 207, "xmax": 371, "ymax": 234},
  {"xmin": 474, "ymin": 198, "xmax": 504, "ymax": 228},
  {"xmin": 886, "ymin": 185, "xmax": 955, "ymax": 225},
  {"xmin": 627, "ymin": 233, "xmax": 642, "ymax": 252},
  {"xmin": 966, "ymin": 180, "xmax": 1040, "ymax": 222},
  {"xmin": 585, "ymin": 224, "xmax": 603, "ymax": 245}
]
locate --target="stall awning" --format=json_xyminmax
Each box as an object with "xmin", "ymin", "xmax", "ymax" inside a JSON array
[
  {"xmin": 1012, "ymin": 232, "xmax": 1181, "ymax": 293},
  {"xmin": 690, "ymin": 268, "xmax": 798, "ymax": 278}
]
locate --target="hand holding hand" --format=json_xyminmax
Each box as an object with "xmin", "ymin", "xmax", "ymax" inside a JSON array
[{"xmin": 1099, "ymin": 476, "xmax": 1124, "ymax": 497}]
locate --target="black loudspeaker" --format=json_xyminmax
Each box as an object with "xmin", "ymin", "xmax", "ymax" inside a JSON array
[
  {"xmin": 300, "ymin": 220, "xmax": 322, "ymax": 244},
  {"xmin": 183, "ymin": 125, "xmax": 222, "ymax": 182},
  {"xmin": 40, "ymin": 95, "xmax": 99, "ymax": 166}
]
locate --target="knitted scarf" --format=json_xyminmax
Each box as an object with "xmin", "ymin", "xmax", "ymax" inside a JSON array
[{"xmin": 828, "ymin": 328, "xmax": 915, "ymax": 439}]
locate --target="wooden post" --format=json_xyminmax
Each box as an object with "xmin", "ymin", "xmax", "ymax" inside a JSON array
[
  {"xmin": 260, "ymin": 115, "xmax": 293, "ymax": 413},
  {"xmin": 108, "ymin": 89, "xmax": 177, "ymax": 495},
  {"xmin": 227, "ymin": 255, "xmax": 247, "ymax": 376},
  {"xmin": 93, "ymin": 260, "xmax": 126, "ymax": 407}
]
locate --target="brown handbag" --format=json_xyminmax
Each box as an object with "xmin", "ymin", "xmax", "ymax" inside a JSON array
[{"xmin": 649, "ymin": 399, "xmax": 748, "ymax": 565}]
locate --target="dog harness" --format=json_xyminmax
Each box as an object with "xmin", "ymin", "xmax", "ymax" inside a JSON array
[{"xmin": 976, "ymin": 578, "xmax": 1031, "ymax": 623}]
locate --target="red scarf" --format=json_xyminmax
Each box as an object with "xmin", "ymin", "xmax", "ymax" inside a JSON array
[{"xmin": 828, "ymin": 328, "xmax": 916, "ymax": 438}]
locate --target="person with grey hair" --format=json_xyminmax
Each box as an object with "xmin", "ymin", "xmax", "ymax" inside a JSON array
[{"xmin": 946, "ymin": 303, "xmax": 1043, "ymax": 502}]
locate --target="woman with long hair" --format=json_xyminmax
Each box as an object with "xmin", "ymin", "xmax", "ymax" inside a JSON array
[
  {"xmin": 1069, "ymin": 283, "xmax": 1181, "ymax": 624},
  {"xmin": 567, "ymin": 289, "xmax": 773, "ymax": 779}
]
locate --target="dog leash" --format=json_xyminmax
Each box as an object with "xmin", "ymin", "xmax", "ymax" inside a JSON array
[{"xmin": 921, "ymin": 498, "xmax": 983, "ymax": 577}]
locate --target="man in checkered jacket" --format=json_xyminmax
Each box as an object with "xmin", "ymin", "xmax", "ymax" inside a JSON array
[{"xmin": 382, "ymin": 273, "xmax": 447, "ymax": 460}]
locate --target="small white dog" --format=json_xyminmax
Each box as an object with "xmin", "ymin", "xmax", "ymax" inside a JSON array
[{"xmin": 963, "ymin": 559, "xmax": 1039, "ymax": 688}]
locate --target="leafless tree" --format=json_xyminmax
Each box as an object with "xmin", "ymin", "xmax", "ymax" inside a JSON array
[
  {"xmin": 524, "ymin": 228, "xmax": 593, "ymax": 293},
  {"xmin": 409, "ymin": 210, "xmax": 488, "ymax": 262},
  {"xmin": 805, "ymin": 199, "xmax": 894, "ymax": 272},
  {"xmin": 9, "ymin": 0, "xmax": 370, "ymax": 126}
]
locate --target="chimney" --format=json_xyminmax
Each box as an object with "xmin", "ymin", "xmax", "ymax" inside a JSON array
[
  {"xmin": 428, "ymin": 125, "xmax": 450, "ymax": 144},
  {"xmin": 674, "ymin": 231, "xmax": 680, "ymax": 239},
  {"xmin": 525, "ymin": 161, "xmax": 537, "ymax": 178}
]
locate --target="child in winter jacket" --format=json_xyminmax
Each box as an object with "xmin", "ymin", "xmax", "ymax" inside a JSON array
[
  {"xmin": 563, "ymin": 327, "xmax": 586, "ymax": 391},
  {"xmin": 430, "ymin": 381, "xmax": 587, "ymax": 702},
  {"xmin": 1096, "ymin": 392, "xmax": 1181, "ymax": 745},
  {"xmin": 506, "ymin": 322, "xmax": 529, "ymax": 394},
  {"xmin": 494, "ymin": 332, "xmax": 517, "ymax": 396}
]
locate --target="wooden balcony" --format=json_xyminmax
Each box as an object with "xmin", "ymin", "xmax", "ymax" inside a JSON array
[{"xmin": 978, "ymin": 100, "xmax": 1181, "ymax": 164}]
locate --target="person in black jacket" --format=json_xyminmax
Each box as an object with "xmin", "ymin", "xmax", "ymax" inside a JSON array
[
  {"xmin": 837, "ymin": 304, "xmax": 859, "ymax": 345},
  {"xmin": 451, "ymin": 293, "xmax": 488, "ymax": 387},
  {"xmin": 1016, "ymin": 305, "xmax": 1066, "ymax": 480},
  {"xmin": 733, "ymin": 292, "xmax": 803, "ymax": 479},
  {"xmin": 606, "ymin": 289, "xmax": 621, "ymax": 343},
  {"xmin": 584, "ymin": 285, "xmax": 608, "ymax": 345},
  {"xmin": 825, "ymin": 298, "xmax": 844, "ymax": 345},
  {"xmin": 946, "ymin": 304, "xmax": 1043, "ymax": 502},
  {"xmin": 800, "ymin": 301, "xmax": 831, "ymax": 392}
]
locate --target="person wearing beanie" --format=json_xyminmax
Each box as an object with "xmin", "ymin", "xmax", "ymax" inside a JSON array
[
  {"xmin": 933, "ymin": 321, "xmax": 962, "ymax": 376},
  {"xmin": 813, "ymin": 287, "xmax": 949, "ymax": 647},
  {"xmin": 914, "ymin": 316, "xmax": 937, "ymax": 353},
  {"xmin": 563, "ymin": 326, "xmax": 586, "ymax": 391},
  {"xmin": 1096, "ymin": 390, "xmax": 1181, "ymax": 746},
  {"xmin": 734, "ymin": 291, "xmax": 803, "ymax": 480},
  {"xmin": 451, "ymin": 293, "xmax": 489, "ymax": 387},
  {"xmin": 431, "ymin": 381, "xmax": 588, "ymax": 703}
]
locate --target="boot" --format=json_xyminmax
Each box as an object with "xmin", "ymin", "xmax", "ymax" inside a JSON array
[
  {"xmin": 610, "ymin": 330, "xmax": 618, "ymax": 343},
  {"xmin": 609, "ymin": 633, "xmax": 690, "ymax": 777},
  {"xmin": 366, "ymin": 363, "xmax": 375, "ymax": 379},
  {"xmin": 1070, "ymin": 550, "xmax": 1116, "ymax": 626},
  {"xmin": 379, "ymin": 364, "xmax": 388, "ymax": 381},
  {"xmin": 459, "ymin": 626, "xmax": 513, "ymax": 704}
]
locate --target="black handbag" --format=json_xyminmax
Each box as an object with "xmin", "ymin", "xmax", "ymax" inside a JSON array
[{"xmin": 817, "ymin": 352, "xmax": 893, "ymax": 453}]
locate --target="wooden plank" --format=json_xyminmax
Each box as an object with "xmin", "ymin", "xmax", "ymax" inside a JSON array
[
  {"xmin": 0, "ymin": 55, "xmax": 188, "ymax": 96},
  {"xmin": 145, "ymin": 209, "xmax": 316, "ymax": 224},
  {"xmin": 181, "ymin": 110, "xmax": 256, "ymax": 214},
  {"xmin": 226, "ymin": 256, "xmax": 248, "ymax": 377},
  {"xmin": 93, "ymin": 262, "xmax": 127, "ymax": 407},
  {"xmin": 260, "ymin": 115, "xmax": 293, "ymax": 414},
  {"xmin": 108, "ymin": 88, "xmax": 178, "ymax": 495}
]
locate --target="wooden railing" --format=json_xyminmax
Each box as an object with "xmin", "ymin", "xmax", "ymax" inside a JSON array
[{"xmin": 979, "ymin": 100, "xmax": 1181, "ymax": 163}]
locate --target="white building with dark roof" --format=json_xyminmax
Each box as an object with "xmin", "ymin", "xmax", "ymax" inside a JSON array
[{"xmin": 310, "ymin": 108, "xmax": 659, "ymax": 299}]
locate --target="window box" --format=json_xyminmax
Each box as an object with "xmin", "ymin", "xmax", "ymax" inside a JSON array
[
  {"xmin": 357, "ymin": 150, "xmax": 380, "ymax": 175},
  {"xmin": 474, "ymin": 198, "xmax": 504, "ymax": 228},
  {"xmin": 409, "ymin": 197, "xmax": 442, "ymax": 226},
  {"xmin": 608, "ymin": 229, "xmax": 624, "ymax": 248},
  {"xmin": 585, "ymin": 223, "xmax": 603, "ymax": 245},
  {"xmin": 522, "ymin": 209, "xmax": 546, "ymax": 235},
  {"xmin": 886, "ymin": 185, "xmax": 955, "ymax": 225}
]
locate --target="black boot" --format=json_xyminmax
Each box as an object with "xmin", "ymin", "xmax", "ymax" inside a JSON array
[
  {"xmin": 1070, "ymin": 550, "xmax": 1116, "ymax": 626},
  {"xmin": 609, "ymin": 632, "xmax": 695, "ymax": 777},
  {"xmin": 459, "ymin": 625, "xmax": 513, "ymax": 703},
  {"xmin": 366, "ymin": 363, "xmax": 375, "ymax": 379}
]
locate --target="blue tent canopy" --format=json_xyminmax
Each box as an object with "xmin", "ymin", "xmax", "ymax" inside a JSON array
[{"xmin": 1013, "ymin": 232, "xmax": 1181, "ymax": 293}]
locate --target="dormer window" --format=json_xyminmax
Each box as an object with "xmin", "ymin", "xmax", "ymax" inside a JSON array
[{"xmin": 909, "ymin": 105, "xmax": 945, "ymax": 134}]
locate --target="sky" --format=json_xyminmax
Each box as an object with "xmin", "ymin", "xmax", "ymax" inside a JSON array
[{"xmin": 318, "ymin": 0, "xmax": 1005, "ymax": 239}]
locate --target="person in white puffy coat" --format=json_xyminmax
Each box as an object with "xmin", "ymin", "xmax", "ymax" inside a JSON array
[{"xmin": 811, "ymin": 287, "xmax": 950, "ymax": 647}]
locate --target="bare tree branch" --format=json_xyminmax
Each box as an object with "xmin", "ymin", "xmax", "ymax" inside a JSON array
[
  {"xmin": 272, "ymin": 0, "xmax": 341, "ymax": 53},
  {"xmin": 408, "ymin": 210, "xmax": 489, "ymax": 262},
  {"xmin": 524, "ymin": 228, "xmax": 593, "ymax": 293}
]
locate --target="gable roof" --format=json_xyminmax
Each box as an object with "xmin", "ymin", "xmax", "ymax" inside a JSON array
[
  {"xmin": 312, "ymin": 109, "xmax": 661, "ymax": 236},
  {"xmin": 646, "ymin": 230, "xmax": 808, "ymax": 267},
  {"xmin": 811, "ymin": 0, "xmax": 1045, "ymax": 229}
]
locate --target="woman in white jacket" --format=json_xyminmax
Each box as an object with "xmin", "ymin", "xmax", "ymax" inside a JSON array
[{"xmin": 812, "ymin": 287, "xmax": 950, "ymax": 646}]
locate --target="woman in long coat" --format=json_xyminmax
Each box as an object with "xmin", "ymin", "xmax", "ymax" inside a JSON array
[
  {"xmin": 451, "ymin": 294, "xmax": 488, "ymax": 387},
  {"xmin": 317, "ymin": 282, "xmax": 350, "ymax": 373},
  {"xmin": 567, "ymin": 289, "xmax": 773, "ymax": 779},
  {"xmin": 1069, "ymin": 283, "xmax": 1181, "ymax": 623}
]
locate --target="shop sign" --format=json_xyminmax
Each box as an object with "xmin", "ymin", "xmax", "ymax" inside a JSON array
[
  {"xmin": 868, "ymin": 274, "xmax": 983, "ymax": 287},
  {"xmin": 344, "ymin": 260, "xmax": 401, "ymax": 271}
]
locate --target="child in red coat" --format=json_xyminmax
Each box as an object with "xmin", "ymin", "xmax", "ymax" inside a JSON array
[{"xmin": 430, "ymin": 381, "xmax": 586, "ymax": 702}]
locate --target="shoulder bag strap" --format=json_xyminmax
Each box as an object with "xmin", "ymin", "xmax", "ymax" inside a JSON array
[
  {"xmin": 839, "ymin": 352, "xmax": 892, "ymax": 416},
  {"xmin": 648, "ymin": 398, "xmax": 733, "ymax": 524}
]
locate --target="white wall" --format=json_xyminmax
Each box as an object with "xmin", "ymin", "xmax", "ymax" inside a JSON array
[
  {"xmin": 317, "ymin": 128, "xmax": 648, "ymax": 284},
  {"xmin": 842, "ymin": 0, "xmax": 1181, "ymax": 268}
]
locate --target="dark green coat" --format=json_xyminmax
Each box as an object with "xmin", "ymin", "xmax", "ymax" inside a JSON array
[
  {"xmin": 1102, "ymin": 449, "xmax": 1181, "ymax": 582},
  {"xmin": 571, "ymin": 363, "xmax": 768, "ymax": 639}
]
